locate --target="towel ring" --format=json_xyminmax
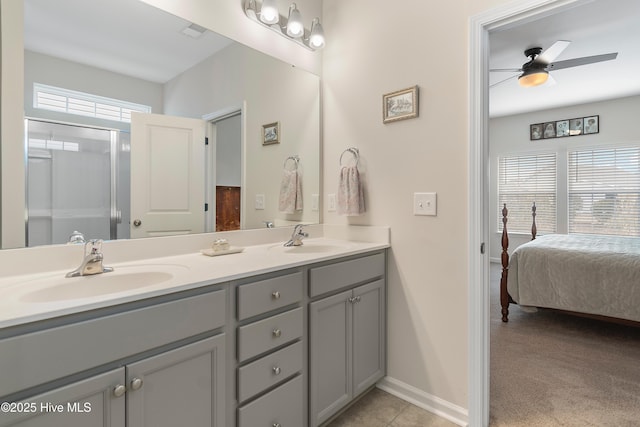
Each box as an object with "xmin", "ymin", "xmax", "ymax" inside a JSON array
[
  {"xmin": 283, "ymin": 155, "xmax": 299, "ymax": 170},
  {"xmin": 340, "ymin": 147, "xmax": 359, "ymax": 167}
]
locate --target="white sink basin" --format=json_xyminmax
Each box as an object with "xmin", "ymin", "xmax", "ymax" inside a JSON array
[
  {"xmin": 19, "ymin": 264, "xmax": 189, "ymax": 303},
  {"xmin": 268, "ymin": 240, "xmax": 354, "ymax": 254}
]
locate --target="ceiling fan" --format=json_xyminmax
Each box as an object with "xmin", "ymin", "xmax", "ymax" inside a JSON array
[{"xmin": 490, "ymin": 40, "xmax": 618, "ymax": 88}]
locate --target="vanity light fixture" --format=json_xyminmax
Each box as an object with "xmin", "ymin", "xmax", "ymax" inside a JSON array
[{"xmin": 244, "ymin": 0, "xmax": 325, "ymax": 51}]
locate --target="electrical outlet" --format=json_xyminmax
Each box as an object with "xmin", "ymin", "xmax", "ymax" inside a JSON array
[
  {"xmin": 255, "ymin": 194, "xmax": 265, "ymax": 210},
  {"xmin": 414, "ymin": 192, "xmax": 437, "ymax": 216},
  {"xmin": 312, "ymin": 194, "xmax": 319, "ymax": 211},
  {"xmin": 327, "ymin": 193, "xmax": 336, "ymax": 212}
]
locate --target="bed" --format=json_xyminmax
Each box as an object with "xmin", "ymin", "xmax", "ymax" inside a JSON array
[{"xmin": 499, "ymin": 203, "xmax": 640, "ymax": 324}]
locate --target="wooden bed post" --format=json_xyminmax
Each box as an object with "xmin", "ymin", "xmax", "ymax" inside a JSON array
[
  {"xmin": 531, "ymin": 202, "xmax": 537, "ymax": 240},
  {"xmin": 500, "ymin": 204, "xmax": 510, "ymax": 322}
]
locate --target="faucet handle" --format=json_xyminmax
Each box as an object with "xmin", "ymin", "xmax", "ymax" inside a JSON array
[{"xmin": 85, "ymin": 239, "xmax": 104, "ymax": 255}]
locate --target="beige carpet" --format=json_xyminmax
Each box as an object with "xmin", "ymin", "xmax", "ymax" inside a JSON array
[{"xmin": 490, "ymin": 263, "xmax": 640, "ymax": 426}]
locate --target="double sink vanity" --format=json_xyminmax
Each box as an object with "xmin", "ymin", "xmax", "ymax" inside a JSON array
[{"xmin": 0, "ymin": 225, "xmax": 389, "ymax": 427}]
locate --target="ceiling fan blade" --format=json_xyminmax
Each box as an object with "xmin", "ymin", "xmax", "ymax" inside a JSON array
[
  {"xmin": 545, "ymin": 74, "xmax": 557, "ymax": 86},
  {"xmin": 490, "ymin": 74, "xmax": 518, "ymax": 88},
  {"xmin": 548, "ymin": 52, "xmax": 618, "ymax": 71},
  {"xmin": 490, "ymin": 68, "xmax": 523, "ymax": 73},
  {"xmin": 534, "ymin": 40, "xmax": 571, "ymax": 65}
]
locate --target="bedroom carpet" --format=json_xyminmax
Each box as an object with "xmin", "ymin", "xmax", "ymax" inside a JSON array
[{"xmin": 490, "ymin": 262, "xmax": 640, "ymax": 426}]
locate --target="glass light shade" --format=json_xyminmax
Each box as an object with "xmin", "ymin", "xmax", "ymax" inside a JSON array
[
  {"xmin": 518, "ymin": 70, "xmax": 549, "ymax": 87},
  {"xmin": 260, "ymin": 0, "xmax": 279, "ymax": 24},
  {"xmin": 309, "ymin": 18, "xmax": 325, "ymax": 49},
  {"xmin": 286, "ymin": 4, "xmax": 304, "ymax": 37}
]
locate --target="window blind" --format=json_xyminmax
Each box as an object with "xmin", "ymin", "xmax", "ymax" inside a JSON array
[
  {"xmin": 34, "ymin": 83, "xmax": 151, "ymax": 123},
  {"xmin": 498, "ymin": 153, "xmax": 557, "ymax": 234},
  {"xmin": 568, "ymin": 147, "xmax": 640, "ymax": 236}
]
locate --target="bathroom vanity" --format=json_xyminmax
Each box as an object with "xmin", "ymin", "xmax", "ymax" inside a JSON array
[{"xmin": 0, "ymin": 227, "xmax": 388, "ymax": 427}]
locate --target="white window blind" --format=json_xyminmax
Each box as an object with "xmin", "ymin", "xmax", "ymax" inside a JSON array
[
  {"xmin": 568, "ymin": 147, "xmax": 640, "ymax": 236},
  {"xmin": 498, "ymin": 153, "xmax": 557, "ymax": 234},
  {"xmin": 34, "ymin": 83, "xmax": 151, "ymax": 123}
]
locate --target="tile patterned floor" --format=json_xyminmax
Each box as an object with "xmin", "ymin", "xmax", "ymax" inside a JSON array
[{"xmin": 326, "ymin": 388, "xmax": 459, "ymax": 427}]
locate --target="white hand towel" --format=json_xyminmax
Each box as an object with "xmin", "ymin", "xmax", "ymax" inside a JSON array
[
  {"xmin": 279, "ymin": 169, "xmax": 303, "ymax": 213},
  {"xmin": 337, "ymin": 165, "xmax": 365, "ymax": 216}
]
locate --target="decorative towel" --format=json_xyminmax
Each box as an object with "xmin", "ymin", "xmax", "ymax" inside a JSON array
[
  {"xmin": 337, "ymin": 165, "xmax": 365, "ymax": 216},
  {"xmin": 278, "ymin": 169, "xmax": 303, "ymax": 213}
]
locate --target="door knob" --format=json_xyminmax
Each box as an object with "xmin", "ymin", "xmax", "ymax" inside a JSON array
[{"xmin": 133, "ymin": 219, "xmax": 142, "ymax": 227}]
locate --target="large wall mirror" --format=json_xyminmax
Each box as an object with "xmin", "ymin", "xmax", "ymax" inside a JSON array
[{"xmin": 4, "ymin": 0, "xmax": 320, "ymax": 248}]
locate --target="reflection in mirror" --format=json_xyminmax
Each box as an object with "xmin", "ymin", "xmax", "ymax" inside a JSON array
[{"xmin": 12, "ymin": 0, "xmax": 320, "ymax": 248}]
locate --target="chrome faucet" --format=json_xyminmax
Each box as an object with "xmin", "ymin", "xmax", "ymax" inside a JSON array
[
  {"xmin": 284, "ymin": 224, "xmax": 309, "ymax": 247},
  {"xmin": 66, "ymin": 239, "xmax": 114, "ymax": 278}
]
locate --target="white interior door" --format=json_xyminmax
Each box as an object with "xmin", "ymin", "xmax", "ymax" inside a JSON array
[{"xmin": 130, "ymin": 113, "xmax": 206, "ymax": 238}]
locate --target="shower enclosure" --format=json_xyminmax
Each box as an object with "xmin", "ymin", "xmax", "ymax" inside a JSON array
[{"xmin": 26, "ymin": 119, "xmax": 130, "ymax": 246}]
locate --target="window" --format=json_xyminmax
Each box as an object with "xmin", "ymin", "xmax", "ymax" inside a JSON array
[
  {"xmin": 498, "ymin": 153, "xmax": 557, "ymax": 234},
  {"xmin": 33, "ymin": 83, "xmax": 151, "ymax": 123},
  {"xmin": 568, "ymin": 147, "xmax": 640, "ymax": 236}
]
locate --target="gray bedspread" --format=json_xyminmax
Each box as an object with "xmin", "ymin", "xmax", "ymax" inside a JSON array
[{"xmin": 507, "ymin": 234, "xmax": 640, "ymax": 322}]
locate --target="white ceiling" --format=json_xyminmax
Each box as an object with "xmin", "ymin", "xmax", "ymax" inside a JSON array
[
  {"xmin": 489, "ymin": 0, "xmax": 640, "ymax": 117},
  {"xmin": 24, "ymin": 0, "xmax": 233, "ymax": 83}
]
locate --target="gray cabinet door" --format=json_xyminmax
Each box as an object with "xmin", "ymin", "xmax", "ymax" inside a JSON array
[
  {"xmin": 309, "ymin": 289, "xmax": 352, "ymax": 427},
  {"xmin": 352, "ymin": 279, "xmax": 385, "ymax": 397},
  {"xmin": 0, "ymin": 368, "xmax": 125, "ymax": 427},
  {"xmin": 126, "ymin": 334, "xmax": 225, "ymax": 427}
]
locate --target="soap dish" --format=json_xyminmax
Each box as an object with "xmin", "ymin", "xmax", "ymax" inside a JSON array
[{"xmin": 200, "ymin": 247, "xmax": 244, "ymax": 257}]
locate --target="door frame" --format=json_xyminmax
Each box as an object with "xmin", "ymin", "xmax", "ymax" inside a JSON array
[{"xmin": 467, "ymin": 0, "xmax": 590, "ymax": 425}]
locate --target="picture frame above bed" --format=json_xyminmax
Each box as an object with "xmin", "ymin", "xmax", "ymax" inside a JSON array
[{"xmin": 530, "ymin": 115, "xmax": 599, "ymax": 140}]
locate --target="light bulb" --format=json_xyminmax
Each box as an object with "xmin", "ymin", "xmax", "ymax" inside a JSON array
[
  {"xmin": 260, "ymin": 0, "xmax": 279, "ymax": 25},
  {"xmin": 286, "ymin": 4, "xmax": 304, "ymax": 37},
  {"xmin": 309, "ymin": 18, "xmax": 325, "ymax": 49}
]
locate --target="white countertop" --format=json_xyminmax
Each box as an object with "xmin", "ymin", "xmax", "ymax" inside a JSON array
[{"xmin": 0, "ymin": 230, "xmax": 389, "ymax": 329}]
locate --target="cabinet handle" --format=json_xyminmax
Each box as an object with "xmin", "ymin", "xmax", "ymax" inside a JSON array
[
  {"xmin": 272, "ymin": 291, "xmax": 281, "ymax": 299},
  {"xmin": 272, "ymin": 328, "xmax": 282, "ymax": 338},
  {"xmin": 273, "ymin": 423, "xmax": 281, "ymax": 427},
  {"xmin": 348, "ymin": 297, "xmax": 356, "ymax": 304},
  {"xmin": 355, "ymin": 296, "xmax": 361, "ymax": 303},
  {"xmin": 130, "ymin": 377, "xmax": 144, "ymax": 391},
  {"xmin": 113, "ymin": 384, "xmax": 126, "ymax": 397},
  {"xmin": 272, "ymin": 366, "xmax": 281, "ymax": 375}
]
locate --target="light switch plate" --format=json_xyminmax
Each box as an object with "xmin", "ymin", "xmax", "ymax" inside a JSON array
[
  {"xmin": 327, "ymin": 194, "xmax": 336, "ymax": 212},
  {"xmin": 414, "ymin": 192, "xmax": 436, "ymax": 216},
  {"xmin": 255, "ymin": 194, "xmax": 265, "ymax": 210}
]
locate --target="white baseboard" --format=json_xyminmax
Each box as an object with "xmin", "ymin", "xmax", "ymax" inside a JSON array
[{"xmin": 377, "ymin": 376, "xmax": 468, "ymax": 426}]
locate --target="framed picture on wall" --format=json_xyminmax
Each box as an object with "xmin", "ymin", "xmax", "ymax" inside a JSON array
[
  {"xmin": 556, "ymin": 120, "xmax": 569, "ymax": 137},
  {"xmin": 530, "ymin": 123, "xmax": 543, "ymax": 140},
  {"xmin": 542, "ymin": 122, "xmax": 556, "ymax": 139},
  {"xmin": 584, "ymin": 115, "xmax": 599, "ymax": 134},
  {"xmin": 569, "ymin": 118, "xmax": 583, "ymax": 136},
  {"xmin": 383, "ymin": 85, "xmax": 419, "ymax": 123},
  {"xmin": 262, "ymin": 122, "xmax": 280, "ymax": 145}
]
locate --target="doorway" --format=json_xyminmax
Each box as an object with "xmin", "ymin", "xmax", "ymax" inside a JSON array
[{"xmin": 468, "ymin": 0, "xmax": 595, "ymax": 425}]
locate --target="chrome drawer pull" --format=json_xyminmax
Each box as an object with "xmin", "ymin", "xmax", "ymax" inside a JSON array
[
  {"xmin": 130, "ymin": 377, "xmax": 143, "ymax": 391},
  {"xmin": 272, "ymin": 291, "xmax": 281, "ymax": 300},
  {"xmin": 272, "ymin": 366, "xmax": 281, "ymax": 375},
  {"xmin": 113, "ymin": 384, "xmax": 126, "ymax": 397},
  {"xmin": 273, "ymin": 423, "xmax": 281, "ymax": 427},
  {"xmin": 272, "ymin": 328, "xmax": 282, "ymax": 338}
]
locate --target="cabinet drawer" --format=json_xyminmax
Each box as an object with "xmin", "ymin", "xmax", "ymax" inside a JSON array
[
  {"xmin": 309, "ymin": 252, "xmax": 385, "ymax": 297},
  {"xmin": 0, "ymin": 289, "xmax": 226, "ymax": 397},
  {"xmin": 237, "ymin": 307, "xmax": 303, "ymax": 362},
  {"xmin": 238, "ymin": 341, "xmax": 303, "ymax": 402},
  {"xmin": 238, "ymin": 375, "xmax": 303, "ymax": 427},
  {"xmin": 237, "ymin": 271, "xmax": 302, "ymax": 320}
]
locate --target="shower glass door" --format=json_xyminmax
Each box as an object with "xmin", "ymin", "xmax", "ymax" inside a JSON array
[{"xmin": 26, "ymin": 119, "xmax": 126, "ymax": 246}]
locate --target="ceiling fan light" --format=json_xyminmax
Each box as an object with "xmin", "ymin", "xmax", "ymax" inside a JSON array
[{"xmin": 518, "ymin": 70, "xmax": 549, "ymax": 87}]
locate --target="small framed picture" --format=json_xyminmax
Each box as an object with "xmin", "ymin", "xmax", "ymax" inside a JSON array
[
  {"xmin": 583, "ymin": 115, "xmax": 599, "ymax": 134},
  {"xmin": 569, "ymin": 118, "xmax": 583, "ymax": 136},
  {"xmin": 556, "ymin": 120, "xmax": 569, "ymax": 137},
  {"xmin": 542, "ymin": 122, "xmax": 556, "ymax": 139},
  {"xmin": 530, "ymin": 123, "xmax": 543, "ymax": 140},
  {"xmin": 262, "ymin": 122, "xmax": 280, "ymax": 145},
  {"xmin": 383, "ymin": 85, "xmax": 419, "ymax": 123}
]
